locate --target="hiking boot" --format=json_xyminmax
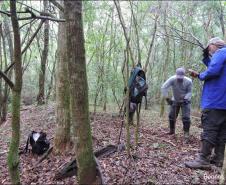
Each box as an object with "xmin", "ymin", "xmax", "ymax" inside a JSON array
[
  {"xmin": 185, "ymin": 156, "xmax": 211, "ymax": 170},
  {"xmin": 167, "ymin": 128, "xmax": 175, "ymax": 135},
  {"xmin": 185, "ymin": 141, "xmax": 213, "ymax": 170},
  {"xmin": 184, "ymin": 132, "xmax": 190, "ymax": 143},
  {"xmin": 129, "ymin": 112, "xmax": 134, "ymax": 125},
  {"xmin": 168, "ymin": 120, "xmax": 175, "ymax": 135},
  {"xmin": 210, "ymin": 144, "xmax": 225, "ymax": 167}
]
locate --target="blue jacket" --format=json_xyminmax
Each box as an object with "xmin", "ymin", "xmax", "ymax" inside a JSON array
[{"xmin": 199, "ymin": 46, "xmax": 226, "ymax": 110}]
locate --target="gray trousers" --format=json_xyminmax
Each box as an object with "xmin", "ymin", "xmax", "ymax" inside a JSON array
[
  {"xmin": 168, "ymin": 101, "xmax": 191, "ymax": 132},
  {"xmin": 201, "ymin": 109, "xmax": 226, "ymax": 145}
]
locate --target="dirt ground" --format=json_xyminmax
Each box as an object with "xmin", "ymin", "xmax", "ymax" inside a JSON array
[{"xmin": 0, "ymin": 103, "xmax": 222, "ymax": 184}]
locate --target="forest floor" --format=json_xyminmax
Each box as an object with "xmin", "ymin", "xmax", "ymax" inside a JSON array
[{"xmin": 0, "ymin": 103, "xmax": 222, "ymax": 184}]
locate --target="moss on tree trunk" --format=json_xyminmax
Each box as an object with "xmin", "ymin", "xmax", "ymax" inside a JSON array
[
  {"xmin": 64, "ymin": 1, "xmax": 97, "ymax": 184},
  {"xmin": 7, "ymin": 2, "xmax": 22, "ymax": 184},
  {"xmin": 7, "ymin": 91, "xmax": 21, "ymax": 185}
]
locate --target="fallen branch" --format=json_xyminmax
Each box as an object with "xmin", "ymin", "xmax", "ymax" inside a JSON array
[
  {"xmin": 34, "ymin": 146, "xmax": 53, "ymax": 167},
  {"xmin": 54, "ymin": 159, "xmax": 77, "ymax": 180},
  {"xmin": 20, "ymin": 108, "xmax": 29, "ymax": 111},
  {"xmin": 161, "ymin": 138, "xmax": 176, "ymax": 147},
  {"xmin": 94, "ymin": 156, "xmax": 105, "ymax": 185},
  {"xmin": 54, "ymin": 144, "xmax": 125, "ymax": 180}
]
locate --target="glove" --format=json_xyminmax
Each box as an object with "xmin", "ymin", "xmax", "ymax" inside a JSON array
[
  {"xmin": 188, "ymin": 69, "xmax": 199, "ymax": 78},
  {"xmin": 166, "ymin": 98, "xmax": 173, "ymax": 105},
  {"xmin": 183, "ymin": 99, "xmax": 190, "ymax": 105}
]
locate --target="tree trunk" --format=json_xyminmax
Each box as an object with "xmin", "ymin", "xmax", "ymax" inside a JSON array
[
  {"xmin": 54, "ymin": 5, "xmax": 71, "ymax": 153},
  {"xmin": 218, "ymin": 2, "xmax": 225, "ymax": 39},
  {"xmin": 93, "ymin": 75, "xmax": 101, "ymax": 114},
  {"xmin": 46, "ymin": 56, "xmax": 56, "ymax": 101},
  {"xmin": 37, "ymin": 0, "xmax": 49, "ymax": 105},
  {"xmin": 125, "ymin": 48, "xmax": 131, "ymax": 156},
  {"xmin": 144, "ymin": 14, "xmax": 158, "ymax": 73},
  {"xmin": 7, "ymin": 1, "xmax": 22, "ymax": 184},
  {"xmin": 129, "ymin": 1, "xmax": 141, "ymax": 65},
  {"xmin": 114, "ymin": 0, "xmax": 135, "ymax": 67},
  {"xmin": 64, "ymin": 1, "xmax": 98, "ymax": 184},
  {"xmin": 0, "ymin": 23, "xmax": 2, "ymax": 124},
  {"xmin": 1, "ymin": 17, "xmax": 14, "ymax": 122},
  {"xmin": 160, "ymin": 2, "xmax": 170, "ymax": 117}
]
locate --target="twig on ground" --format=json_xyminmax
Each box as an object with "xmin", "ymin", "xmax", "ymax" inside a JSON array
[
  {"xmin": 161, "ymin": 138, "xmax": 176, "ymax": 147},
  {"xmin": 33, "ymin": 146, "xmax": 53, "ymax": 167}
]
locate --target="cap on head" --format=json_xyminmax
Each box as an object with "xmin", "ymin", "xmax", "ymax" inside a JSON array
[
  {"xmin": 206, "ymin": 37, "xmax": 225, "ymax": 49},
  {"xmin": 176, "ymin": 67, "xmax": 185, "ymax": 79}
]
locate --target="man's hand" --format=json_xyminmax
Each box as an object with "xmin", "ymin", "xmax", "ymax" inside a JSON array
[
  {"xmin": 166, "ymin": 98, "xmax": 173, "ymax": 105},
  {"xmin": 183, "ymin": 99, "xmax": 190, "ymax": 105},
  {"xmin": 188, "ymin": 69, "xmax": 199, "ymax": 78}
]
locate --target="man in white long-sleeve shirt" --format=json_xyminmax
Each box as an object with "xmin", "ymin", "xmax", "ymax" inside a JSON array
[{"xmin": 161, "ymin": 67, "xmax": 193, "ymax": 141}]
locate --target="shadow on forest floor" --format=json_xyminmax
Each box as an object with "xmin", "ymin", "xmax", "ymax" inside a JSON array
[{"xmin": 0, "ymin": 103, "xmax": 221, "ymax": 184}]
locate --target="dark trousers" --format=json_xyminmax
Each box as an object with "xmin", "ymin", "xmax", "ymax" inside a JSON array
[
  {"xmin": 201, "ymin": 109, "xmax": 226, "ymax": 145},
  {"xmin": 168, "ymin": 102, "xmax": 191, "ymax": 132}
]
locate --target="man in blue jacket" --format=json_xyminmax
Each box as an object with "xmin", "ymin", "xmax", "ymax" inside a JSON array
[{"xmin": 185, "ymin": 37, "xmax": 226, "ymax": 169}]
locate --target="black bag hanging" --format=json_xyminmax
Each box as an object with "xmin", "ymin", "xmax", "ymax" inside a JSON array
[{"xmin": 128, "ymin": 66, "xmax": 148, "ymax": 105}]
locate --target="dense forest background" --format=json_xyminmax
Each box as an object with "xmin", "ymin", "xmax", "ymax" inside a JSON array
[
  {"xmin": 1, "ymin": 1, "xmax": 225, "ymax": 111},
  {"xmin": 1, "ymin": 1, "xmax": 226, "ymax": 184}
]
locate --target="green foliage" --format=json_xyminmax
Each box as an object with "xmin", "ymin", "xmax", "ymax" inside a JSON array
[
  {"xmin": 82, "ymin": 1, "xmax": 226, "ymax": 108},
  {"xmin": 1, "ymin": 1, "xmax": 225, "ymax": 108}
]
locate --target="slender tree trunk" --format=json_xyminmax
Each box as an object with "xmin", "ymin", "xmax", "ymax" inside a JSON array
[
  {"xmin": 37, "ymin": 0, "xmax": 49, "ymax": 105},
  {"xmin": 0, "ymin": 23, "xmax": 2, "ymax": 124},
  {"xmin": 1, "ymin": 17, "xmax": 14, "ymax": 122},
  {"xmin": 54, "ymin": 6, "xmax": 71, "ymax": 153},
  {"xmin": 125, "ymin": 48, "xmax": 131, "ymax": 156},
  {"xmin": 64, "ymin": 1, "xmax": 98, "ymax": 184},
  {"xmin": 144, "ymin": 15, "xmax": 158, "ymax": 73},
  {"xmin": 7, "ymin": 1, "xmax": 22, "ymax": 184},
  {"xmin": 129, "ymin": 1, "xmax": 141, "ymax": 65},
  {"xmin": 93, "ymin": 75, "xmax": 101, "ymax": 114},
  {"xmin": 135, "ymin": 103, "xmax": 141, "ymax": 148},
  {"xmin": 218, "ymin": 2, "xmax": 225, "ymax": 39},
  {"xmin": 46, "ymin": 56, "xmax": 56, "ymax": 101},
  {"xmin": 114, "ymin": 0, "xmax": 135, "ymax": 67},
  {"xmin": 160, "ymin": 2, "xmax": 170, "ymax": 117},
  {"xmin": 111, "ymin": 87, "xmax": 120, "ymax": 109},
  {"xmin": 103, "ymin": 92, "xmax": 107, "ymax": 111}
]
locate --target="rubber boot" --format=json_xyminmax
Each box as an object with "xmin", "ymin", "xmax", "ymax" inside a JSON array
[
  {"xmin": 168, "ymin": 120, "xmax": 175, "ymax": 135},
  {"xmin": 210, "ymin": 144, "xmax": 225, "ymax": 167},
  {"xmin": 183, "ymin": 121, "xmax": 190, "ymax": 143},
  {"xmin": 185, "ymin": 140, "xmax": 213, "ymax": 170},
  {"xmin": 129, "ymin": 112, "xmax": 134, "ymax": 125},
  {"xmin": 184, "ymin": 131, "xmax": 190, "ymax": 144}
]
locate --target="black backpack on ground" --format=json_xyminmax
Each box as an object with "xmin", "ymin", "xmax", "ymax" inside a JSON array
[{"xmin": 24, "ymin": 131, "xmax": 50, "ymax": 155}]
